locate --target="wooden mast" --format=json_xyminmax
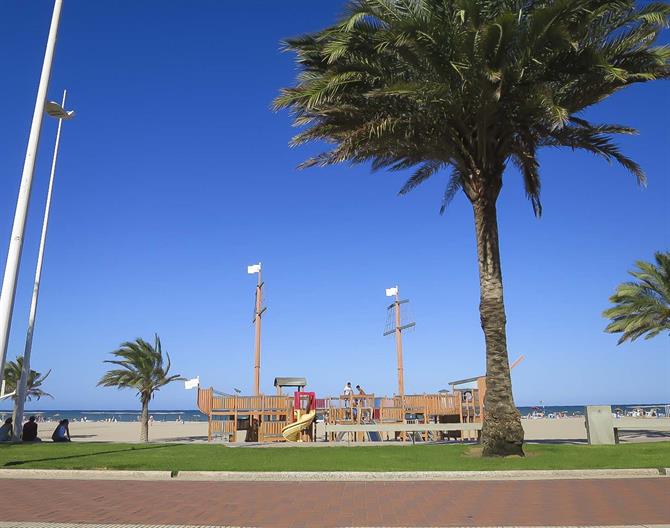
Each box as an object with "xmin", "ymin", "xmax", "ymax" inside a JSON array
[
  {"xmin": 384, "ymin": 286, "xmax": 415, "ymax": 397},
  {"xmin": 248, "ymin": 262, "xmax": 265, "ymax": 396},
  {"xmin": 253, "ymin": 268, "xmax": 262, "ymax": 395},
  {"xmin": 394, "ymin": 290, "xmax": 404, "ymax": 396}
]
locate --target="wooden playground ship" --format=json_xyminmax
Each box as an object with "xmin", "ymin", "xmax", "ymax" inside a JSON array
[
  {"xmin": 196, "ymin": 376, "xmax": 487, "ymax": 442},
  {"xmin": 195, "ymin": 267, "xmax": 521, "ymax": 442}
]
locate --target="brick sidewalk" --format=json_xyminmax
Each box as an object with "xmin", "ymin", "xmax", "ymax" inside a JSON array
[{"xmin": 0, "ymin": 478, "xmax": 668, "ymax": 527}]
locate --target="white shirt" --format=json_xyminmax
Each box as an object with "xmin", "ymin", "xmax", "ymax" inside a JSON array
[{"xmin": 343, "ymin": 385, "xmax": 353, "ymax": 396}]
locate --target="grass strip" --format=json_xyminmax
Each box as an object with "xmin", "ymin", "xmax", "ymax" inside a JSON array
[{"xmin": 0, "ymin": 442, "xmax": 668, "ymax": 472}]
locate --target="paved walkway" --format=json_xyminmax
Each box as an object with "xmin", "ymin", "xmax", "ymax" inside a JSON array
[{"xmin": 0, "ymin": 477, "xmax": 668, "ymax": 527}]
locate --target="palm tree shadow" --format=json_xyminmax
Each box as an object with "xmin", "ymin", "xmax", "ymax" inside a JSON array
[{"xmin": 3, "ymin": 444, "xmax": 177, "ymax": 467}]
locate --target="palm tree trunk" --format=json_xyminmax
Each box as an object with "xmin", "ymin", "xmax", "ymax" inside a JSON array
[
  {"xmin": 140, "ymin": 395, "xmax": 150, "ymax": 442},
  {"xmin": 471, "ymin": 189, "xmax": 524, "ymax": 457}
]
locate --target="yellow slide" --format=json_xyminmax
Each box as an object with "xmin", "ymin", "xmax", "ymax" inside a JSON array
[{"xmin": 282, "ymin": 410, "xmax": 316, "ymax": 442}]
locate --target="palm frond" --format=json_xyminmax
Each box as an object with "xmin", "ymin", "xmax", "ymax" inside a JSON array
[
  {"xmin": 275, "ymin": 0, "xmax": 668, "ymax": 212},
  {"xmin": 603, "ymin": 251, "xmax": 670, "ymax": 344},
  {"xmin": 98, "ymin": 334, "xmax": 184, "ymax": 399}
]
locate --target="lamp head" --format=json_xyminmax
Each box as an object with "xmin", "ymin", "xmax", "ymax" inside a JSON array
[{"xmin": 45, "ymin": 101, "xmax": 75, "ymax": 120}]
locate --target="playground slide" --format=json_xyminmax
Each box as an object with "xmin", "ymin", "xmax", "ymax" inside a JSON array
[
  {"xmin": 367, "ymin": 431, "xmax": 382, "ymax": 442},
  {"xmin": 282, "ymin": 410, "xmax": 316, "ymax": 442}
]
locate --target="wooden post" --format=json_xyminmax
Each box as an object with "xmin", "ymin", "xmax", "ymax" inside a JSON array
[
  {"xmin": 394, "ymin": 291, "xmax": 405, "ymax": 397},
  {"xmin": 253, "ymin": 269, "xmax": 262, "ymax": 395},
  {"xmin": 384, "ymin": 287, "xmax": 413, "ymax": 399}
]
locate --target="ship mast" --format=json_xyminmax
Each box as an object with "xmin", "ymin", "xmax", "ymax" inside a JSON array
[
  {"xmin": 384, "ymin": 285, "xmax": 415, "ymax": 396},
  {"xmin": 248, "ymin": 262, "xmax": 266, "ymax": 395}
]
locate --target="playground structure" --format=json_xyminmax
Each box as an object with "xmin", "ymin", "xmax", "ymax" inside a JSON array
[
  {"xmin": 196, "ymin": 381, "xmax": 486, "ymax": 443},
  {"xmin": 194, "ymin": 267, "xmax": 521, "ymax": 443}
]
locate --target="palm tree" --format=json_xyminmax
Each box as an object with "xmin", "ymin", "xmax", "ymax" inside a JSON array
[
  {"xmin": 604, "ymin": 251, "xmax": 670, "ymax": 344},
  {"xmin": 98, "ymin": 335, "xmax": 183, "ymax": 442},
  {"xmin": 3, "ymin": 355, "xmax": 53, "ymax": 404},
  {"xmin": 3, "ymin": 356, "xmax": 53, "ymax": 439},
  {"xmin": 274, "ymin": 0, "xmax": 669, "ymax": 455}
]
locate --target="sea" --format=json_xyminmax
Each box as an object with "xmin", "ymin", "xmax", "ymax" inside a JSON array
[{"xmin": 1, "ymin": 404, "xmax": 666, "ymax": 422}]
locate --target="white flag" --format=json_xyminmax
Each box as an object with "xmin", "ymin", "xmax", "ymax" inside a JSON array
[
  {"xmin": 385, "ymin": 286, "xmax": 398, "ymax": 297},
  {"xmin": 247, "ymin": 263, "xmax": 261, "ymax": 274},
  {"xmin": 184, "ymin": 377, "xmax": 199, "ymax": 390}
]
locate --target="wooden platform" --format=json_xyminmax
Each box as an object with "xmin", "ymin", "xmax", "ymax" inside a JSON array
[{"xmin": 197, "ymin": 383, "xmax": 486, "ymax": 443}]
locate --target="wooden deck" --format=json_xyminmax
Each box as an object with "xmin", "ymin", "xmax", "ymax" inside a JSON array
[{"xmin": 196, "ymin": 384, "xmax": 486, "ymax": 442}]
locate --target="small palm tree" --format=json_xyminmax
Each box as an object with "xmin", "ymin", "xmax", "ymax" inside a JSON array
[
  {"xmin": 3, "ymin": 357, "xmax": 53, "ymax": 439},
  {"xmin": 604, "ymin": 251, "xmax": 670, "ymax": 344},
  {"xmin": 98, "ymin": 335, "xmax": 183, "ymax": 442},
  {"xmin": 3, "ymin": 356, "xmax": 53, "ymax": 403}
]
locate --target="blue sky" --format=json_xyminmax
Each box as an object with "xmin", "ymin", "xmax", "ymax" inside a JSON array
[{"xmin": 0, "ymin": 1, "xmax": 668, "ymax": 412}]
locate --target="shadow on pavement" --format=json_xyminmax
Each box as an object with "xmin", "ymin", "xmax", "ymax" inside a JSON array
[
  {"xmin": 525, "ymin": 438, "xmax": 587, "ymax": 445},
  {"xmin": 618, "ymin": 429, "xmax": 670, "ymax": 441}
]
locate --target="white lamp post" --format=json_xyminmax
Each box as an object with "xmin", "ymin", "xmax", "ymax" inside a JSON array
[
  {"xmin": 0, "ymin": 0, "xmax": 64, "ymax": 389},
  {"xmin": 13, "ymin": 91, "xmax": 74, "ymax": 439}
]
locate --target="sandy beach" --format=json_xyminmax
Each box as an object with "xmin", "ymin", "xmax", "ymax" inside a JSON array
[{"xmin": 26, "ymin": 416, "xmax": 669, "ymax": 444}]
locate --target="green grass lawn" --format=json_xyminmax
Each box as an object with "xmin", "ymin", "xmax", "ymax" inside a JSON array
[{"xmin": 0, "ymin": 442, "xmax": 668, "ymax": 472}]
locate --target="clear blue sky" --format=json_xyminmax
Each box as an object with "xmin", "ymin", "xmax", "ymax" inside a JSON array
[{"xmin": 0, "ymin": 1, "xmax": 668, "ymax": 412}]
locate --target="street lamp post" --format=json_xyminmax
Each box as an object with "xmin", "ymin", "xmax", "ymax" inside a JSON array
[
  {"xmin": 12, "ymin": 91, "xmax": 74, "ymax": 439},
  {"xmin": 0, "ymin": 0, "xmax": 64, "ymax": 388}
]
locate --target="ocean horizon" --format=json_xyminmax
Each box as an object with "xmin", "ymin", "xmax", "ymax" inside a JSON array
[{"xmin": 1, "ymin": 403, "xmax": 667, "ymax": 423}]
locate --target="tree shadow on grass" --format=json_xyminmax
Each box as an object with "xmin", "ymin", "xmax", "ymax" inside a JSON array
[
  {"xmin": 3, "ymin": 444, "xmax": 178, "ymax": 467},
  {"xmin": 158, "ymin": 435, "xmax": 209, "ymax": 443}
]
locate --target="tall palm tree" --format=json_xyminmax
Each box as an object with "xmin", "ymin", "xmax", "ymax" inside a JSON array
[
  {"xmin": 98, "ymin": 335, "xmax": 183, "ymax": 442},
  {"xmin": 604, "ymin": 251, "xmax": 670, "ymax": 344},
  {"xmin": 274, "ymin": 0, "xmax": 669, "ymax": 455}
]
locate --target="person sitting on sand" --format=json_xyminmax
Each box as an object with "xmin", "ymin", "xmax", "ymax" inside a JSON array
[
  {"xmin": 22, "ymin": 416, "xmax": 40, "ymax": 442},
  {"xmin": 0, "ymin": 418, "xmax": 13, "ymax": 442},
  {"xmin": 51, "ymin": 419, "xmax": 71, "ymax": 442}
]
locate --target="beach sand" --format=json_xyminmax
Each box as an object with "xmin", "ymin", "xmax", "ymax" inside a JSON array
[{"xmin": 29, "ymin": 416, "xmax": 669, "ymax": 444}]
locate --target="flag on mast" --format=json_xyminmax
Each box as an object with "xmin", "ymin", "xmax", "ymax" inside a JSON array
[
  {"xmin": 385, "ymin": 286, "xmax": 398, "ymax": 297},
  {"xmin": 247, "ymin": 263, "xmax": 261, "ymax": 274},
  {"xmin": 184, "ymin": 377, "xmax": 200, "ymax": 390}
]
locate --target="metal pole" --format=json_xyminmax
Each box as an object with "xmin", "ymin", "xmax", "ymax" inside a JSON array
[
  {"xmin": 12, "ymin": 90, "xmax": 68, "ymax": 439},
  {"xmin": 0, "ymin": 0, "xmax": 63, "ymax": 387},
  {"xmin": 394, "ymin": 289, "xmax": 404, "ymax": 396},
  {"xmin": 253, "ymin": 269, "xmax": 262, "ymax": 395}
]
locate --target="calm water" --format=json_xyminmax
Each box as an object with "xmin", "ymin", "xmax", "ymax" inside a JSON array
[
  {"xmin": 1, "ymin": 404, "xmax": 666, "ymax": 422},
  {"xmin": 0, "ymin": 410, "xmax": 207, "ymax": 423}
]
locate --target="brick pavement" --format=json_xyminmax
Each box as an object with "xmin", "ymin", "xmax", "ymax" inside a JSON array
[{"xmin": 0, "ymin": 478, "xmax": 668, "ymax": 527}]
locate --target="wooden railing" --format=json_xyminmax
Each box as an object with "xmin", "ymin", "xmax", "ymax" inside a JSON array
[
  {"xmin": 380, "ymin": 407, "xmax": 404, "ymax": 423},
  {"xmin": 197, "ymin": 387, "xmax": 213, "ymax": 415},
  {"xmin": 260, "ymin": 419, "xmax": 289, "ymax": 442},
  {"xmin": 197, "ymin": 387, "xmax": 483, "ymax": 442}
]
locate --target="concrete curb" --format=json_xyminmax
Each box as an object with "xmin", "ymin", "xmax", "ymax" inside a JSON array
[
  {"xmin": 3, "ymin": 524, "xmax": 670, "ymax": 528},
  {"xmin": 0, "ymin": 469, "xmax": 173, "ymax": 481},
  {"xmin": 0, "ymin": 467, "xmax": 665, "ymax": 481}
]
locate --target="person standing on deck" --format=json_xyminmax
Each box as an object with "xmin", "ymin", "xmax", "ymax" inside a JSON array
[
  {"xmin": 356, "ymin": 385, "xmax": 369, "ymax": 421},
  {"xmin": 342, "ymin": 382, "xmax": 353, "ymax": 410}
]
